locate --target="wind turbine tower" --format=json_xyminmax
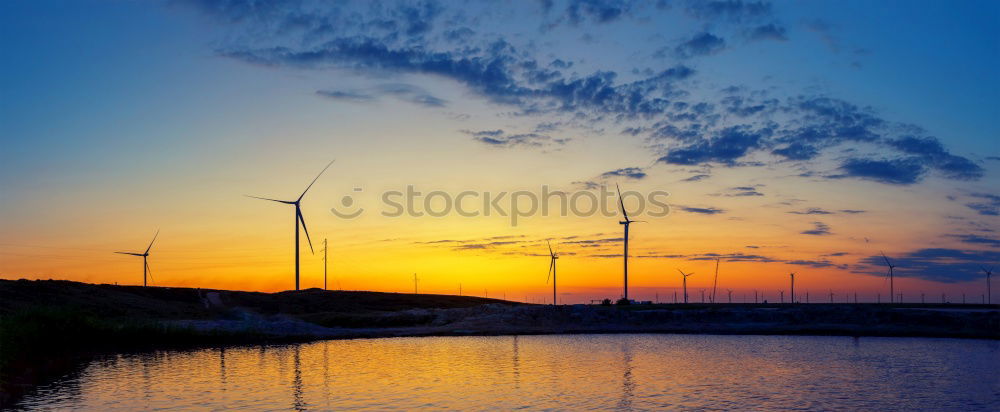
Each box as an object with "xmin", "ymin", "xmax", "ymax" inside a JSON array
[
  {"xmin": 115, "ymin": 230, "xmax": 159, "ymax": 287},
  {"xmin": 616, "ymin": 184, "xmax": 641, "ymax": 302},
  {"xmin": 546, "ymin": 240, "xmax": 559, "ymax": 306},
  {"xmin": 677, "ymin": 269, "xmax": 694, "ymax": 304},
  {"xmin": 983, "ymin": 266, "xmax": 993, "ymax": 305},
  {"xmin": 247, "ymin": 160, "xmax": 334, "ymax": 291},
  {"xmin": 880, "ymin": 251, "xmax": 896, "ymax": 303}
]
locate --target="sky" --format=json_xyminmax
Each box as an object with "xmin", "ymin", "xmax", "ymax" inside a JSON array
[{"xmin": 1, "ymin": 0, "xmax": 998, "ymax": 304}]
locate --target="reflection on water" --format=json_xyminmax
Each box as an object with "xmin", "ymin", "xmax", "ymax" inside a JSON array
[{"xmin": 16, "ymin": 335, "xmax": 1000, "ymax": 410}]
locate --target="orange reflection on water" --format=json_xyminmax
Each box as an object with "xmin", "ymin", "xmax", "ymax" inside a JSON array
[{"xmin": 18, "ymin": 335, "xmax": 1000, "ymax": 410}]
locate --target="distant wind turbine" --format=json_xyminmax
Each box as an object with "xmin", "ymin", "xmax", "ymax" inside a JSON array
[
  {"xmin": 616, "ymin": 184, "xmax": 642, "ymax": 302},
  {"xmin": 727, "ymin": 289, "xmax": 733, "ymax": 303},
  {"xmin": 413, "ymin": 273, "xmax": 419, "ymax": 294},
  {"xmin": 115, "ymin": 230, "xmax": 159, "ymax": 287},
  {"xmin": 247, "ymin": 160, "xmax": 334, "ymax": 291},
  {"xmin": 880, "ymin": 251, "xmax": 896, "ymax": 304},
  {"xmin": 982, "ymin": 266, "xmax": 993, "ymax": 305},
  {"xmin": 677, "ymin": 269, "xmax": 694, "ymax": 304},
  {"xmin": 546, "ymin": 240, "xmax": 559, "ymax": 306}
]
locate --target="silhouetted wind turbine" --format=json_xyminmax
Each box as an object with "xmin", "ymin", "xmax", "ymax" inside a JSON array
[
  {"xmin": 546, "ymin": 240, "xmax": 559, "ymax": 306},
  {"xmin": 115, "ymin": 230, "xmax": 159, "ymax": 287},
  {"xmin": 616, "ymin": 184, "xmax": 642, "ymax": 302},
  {"xmin": 983, "ymin": 266, "xmax": 993, "ymax": 305},
  {"xmin": 879, "ymin": 251, "xmax": 896, "ymax": 304},
  {"xmin": 247, "ymin": 160, "xmax": 334, "ymax": 291},
  {"xmin": 677, "ymin": 269, "xmax": 694, "ymax": 304}
]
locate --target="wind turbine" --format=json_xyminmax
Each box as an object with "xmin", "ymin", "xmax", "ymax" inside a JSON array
[
  {"xmin": 880, "ymin": 251, "xmax": 896, "ymax": 304},
  {"xmin": 546, "ymin": 240, "xmax": 559, "ymax": 306},
  {"xmin": 677, "ymin": 269, "xmax": 694, "ymax": 304},
  {"xmin": 115, "ymin": 230, "xmax": 159, "ymax": 287},
  {"xmin": 247, "ymin": 160, "xmax": 334, "ymax": 291},
  {"xmin": 982, "ymin": 266, "xmax": 993, "ymax": 305},
  {"xmin": 616, "ymin": 184, "xmax": 642, "ymax": 302},
  {"xmin": 727, "ymin": 289, "xmax": 733, "ymax": 303}
]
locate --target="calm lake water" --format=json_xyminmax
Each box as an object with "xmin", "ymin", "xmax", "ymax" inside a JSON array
[{"xmin": 16, "ymin": 334, "xmax": 1000, "ymax": 411}]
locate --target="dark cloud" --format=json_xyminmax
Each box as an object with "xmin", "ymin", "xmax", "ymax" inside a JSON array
[
  {"xmin": 789, "ymin": 207, "xmax": 834, "ymax": 215},
  {"xmin": 963, "ymin": 193, "xmax": 1000, "ymax": 216},
  {"xmin": 839, "ymin": 209, "xmax": 866, "ymax": 214},
  {"xmin": 682, "ymin": 174, "xmax": 710, "ymax": 182},
  {"xmin": 948, "ymin": 234, "xmax": 1000, "ymax": 247},
  {"xmin": 683, "ymin": 0, "xmax": 773, "ymax": 23},
  {"xmin": 566, "ymin": 0, "xmax": 632, "ymax": 25},
  {"xmin": 674, "ymin": 32, "xmax": 725, "ymax": 58},
  {"xmin": 600, "ymin": 167, "xmax": 646, "ymax": 180},
  {"xmin": 860, "ymin": 248, "xmax": 1000, "ymax": 283},
  {"xmin": 801, "ymin": 221, "xmax": 831, "ymax": 236},
  {"xmin": 888, "ymin": 136, "xmax": 983, "ymax": 180},
  {"xmin": 717, "ymin": 185, "xmax": 764, "ymax": 197},
  {"xmin": 679, "ymin": 206, "xmax": 726, "ymax": 215},
  {"xmin": 832, "ymin": 158, "xmax": 925, "ymax": 185},
  {"xmin": 747, "ymin": 23, "xmax": 787, "ymax": 41},
  {"xmin": 461, "ymin": 129, "xmax": 568, "ymax": 148},
  {"xmin": 185, "ymin": 0, "xmax": 982, "ymax": 186},
  {"xmin": 315, "ymin": 89, "xmax": 375, "ymax": 103},
  {"xmin": 317, "ymin": 83, "xmax": 447, "ymax": 107},
  {"xmin": 635, "ymin": 251, "xmax": 847, "ymax": 269},
  {"xmin": 657, "ymin": 125, "xmax": 769, "ymax": 165}
]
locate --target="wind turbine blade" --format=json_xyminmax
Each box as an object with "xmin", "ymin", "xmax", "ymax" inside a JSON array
[
  {"xmin": 246, "ymin": 195, "xmax": 294, "ymax": 204},
  {"xmin": 146, "ymin": 261, "xmax": 154, "ymax": 285},
  {"xmin": 298, "ymin": 208, "xmax": 315, "ymax": 254},
  {"xmin": 880, "ymin": 251, "xmax": 892, "ymax": 267},
  {"xmin": 115, "ymin": 252, "xmax": 144, "ymax": 256},
  {"xmin": 547, "ymin": 240, "xmax": 554, "ymax": 257},
  {"xmin": 298, "ymin": 159, "xmax": 336, "ymax": 202},
  {"xmin": 145, "ymin": 229, "xmax": 159, "ymax": 255},
  {"xmin": 547, "ymin": 259, "xmax": 554, "ymax": 284},
  {"xmin": 616, "ymin": 183, "xmax": 629, "ymax": 221}
]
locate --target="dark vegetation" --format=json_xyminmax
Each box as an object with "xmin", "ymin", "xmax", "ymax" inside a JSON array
[
  {"xmin": 0, "ymin": 279, "xmax": 514, "ymax": 407},
  {"xmin": 1, "ymin": 279, "xmax": 997, "ymax": 408}
]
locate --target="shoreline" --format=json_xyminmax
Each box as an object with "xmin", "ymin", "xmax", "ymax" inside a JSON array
[{"xmin": 2, "ymin": 279, "xmax": 997, "ymax": 408}]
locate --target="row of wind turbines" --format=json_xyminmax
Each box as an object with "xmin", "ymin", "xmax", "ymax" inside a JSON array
[{"xmin": 114, "ymin": 161, "xmax": 994, "ymax": 306}]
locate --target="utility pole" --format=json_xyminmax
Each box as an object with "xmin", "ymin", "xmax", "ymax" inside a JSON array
[
  {"xmin": 711, "ymin": 258, "xmax": 720, "ymax": 303},
  {"xmin": 790, "ymin": 273, "xmax": 795, "ymax": 304},
  {"xmin": 322, "ymin": 238, "xmax": 328, "ymax": 291}
]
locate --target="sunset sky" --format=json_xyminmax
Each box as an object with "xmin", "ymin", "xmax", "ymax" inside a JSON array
[{"xmin": 1, "ymin": 0, "xmax": 998, "ymax": 303}]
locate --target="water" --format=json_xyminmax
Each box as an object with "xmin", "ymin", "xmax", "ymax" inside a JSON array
[{"xmin": 16, "ymin": 334, "xmax": 1000, "ymax": 411}]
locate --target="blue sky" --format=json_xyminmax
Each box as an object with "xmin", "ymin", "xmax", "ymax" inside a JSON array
[{"xmin": 0, "ymin": 1, "xmax": 998, "ymax": 296}]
